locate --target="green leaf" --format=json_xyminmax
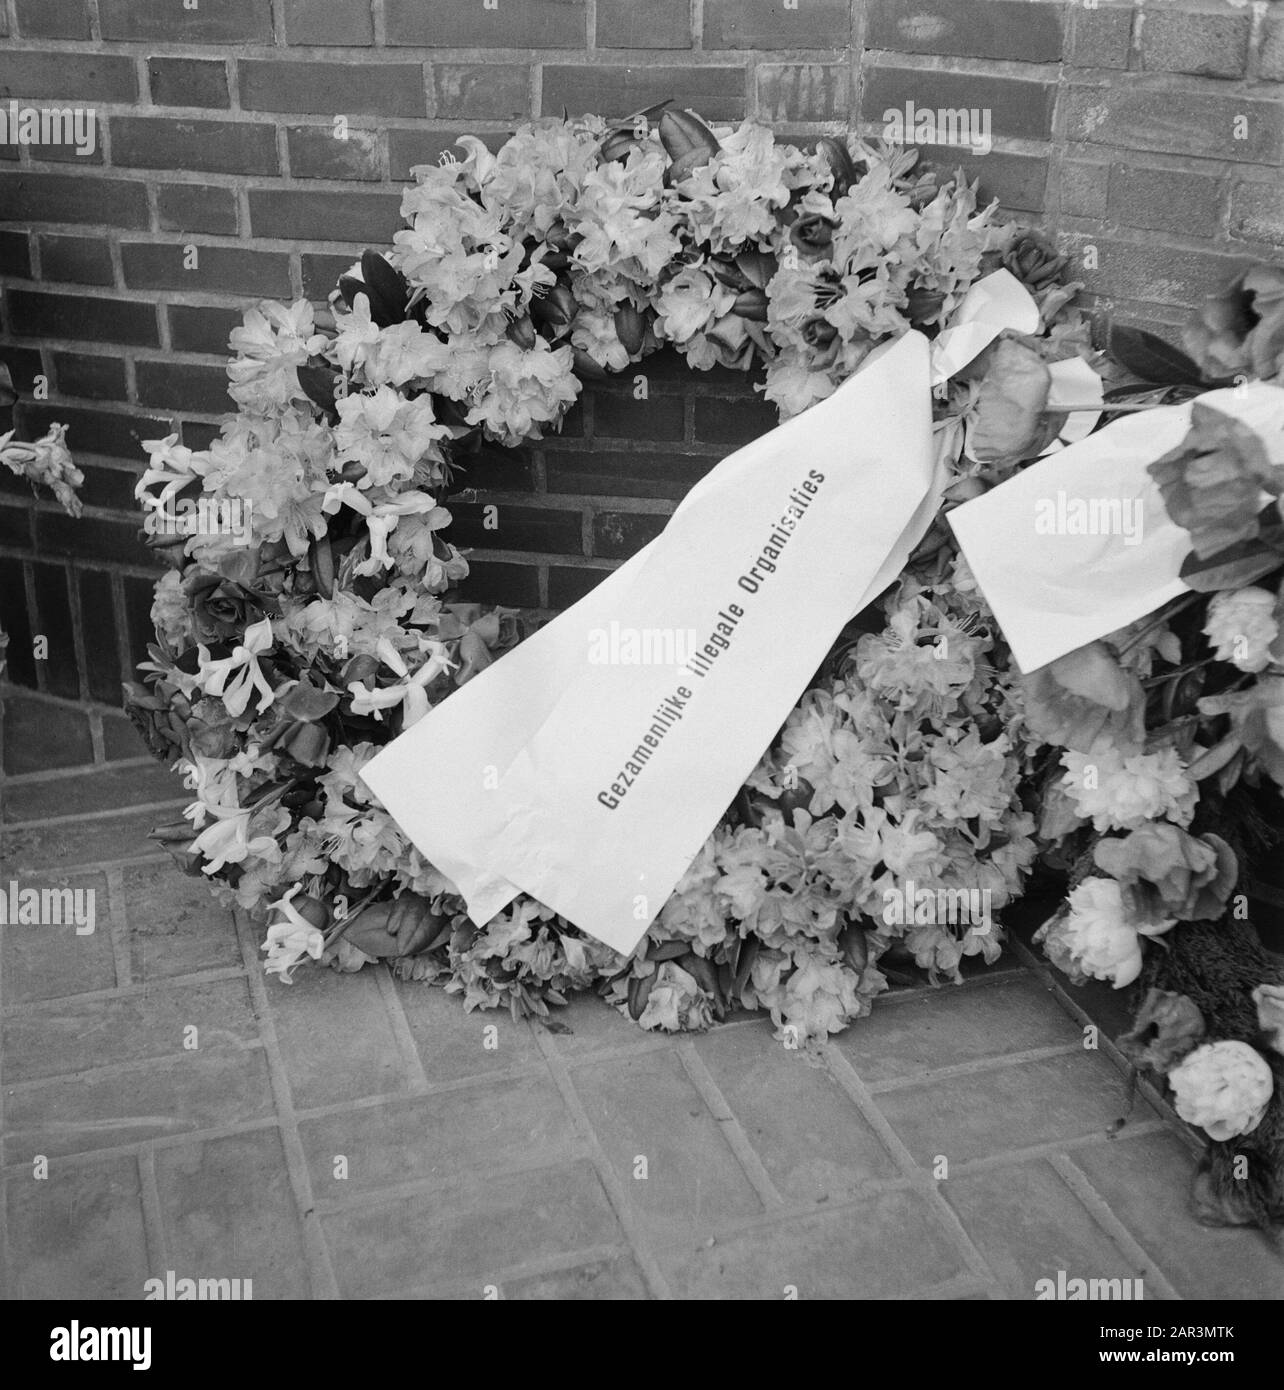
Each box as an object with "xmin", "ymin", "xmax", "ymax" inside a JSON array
[
  {"xmin": 280, "ymin": 677, "xmax": 341, "ymax": 722},
  {"xmin": 815, "ymin": 135, "xmax": 859, "ymax": 197},
  {"xmin": 1106, "ymin": 324, "xmax": 1208, "ymax": 388},
  {"xmin": 360, "ymin": 250, "xmax": 410, "ymax": 327},
  {"xmin": 733, "ymin": 935, "xmax": 759, "ymax": 996},
  {"xmin": 296, "ymin": 363, "xmax": 337, "ymax": 416},
  {"xmin": 1178, "ymin": 535, "xmax": 1284, "ymax": 592}
]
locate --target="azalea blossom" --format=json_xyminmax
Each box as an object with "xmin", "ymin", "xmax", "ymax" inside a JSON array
[
  {"xmin": 334, "ymin": 387, "xmax": 450, "ymax": 488},
  {"xmin": 227, "ymin": 301, "xmax": 327, "ymax": 412}
]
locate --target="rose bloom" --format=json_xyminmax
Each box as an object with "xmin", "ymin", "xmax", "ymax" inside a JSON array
[
  {"xmin": 1168, "ymin": 1040, "xmax": 1274, "ymax": 1141},
  {"xmin": 1203, "ymin": 586, "xmax": 1280, "ymax": 673},
  {"xmin": 1060, "ymin": 746, "xmax": 1195, "ymax": 832},
  {"xmin": 1058, "ymin": 876, "xmax": 1158, "ymax": 988}
]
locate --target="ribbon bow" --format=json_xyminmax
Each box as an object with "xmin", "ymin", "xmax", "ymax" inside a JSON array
[{"xmin": 198, "ymin": 616, "xmax": 277, "ymax": 718}]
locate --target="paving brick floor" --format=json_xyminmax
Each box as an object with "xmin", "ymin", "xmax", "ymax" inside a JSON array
[{"xmin": 2, "ymin": 687, "xmax": 1282, "ymax": 1300}]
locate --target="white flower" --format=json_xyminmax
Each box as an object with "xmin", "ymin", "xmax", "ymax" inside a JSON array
[
  {"xmin": 762, "ymin": 359, "xmax": 836, "ymax": 418},
  {"xmin": 770, "ymin": 957, "xmax": 863, "ymax": 1044},
  {"xmin": 655, "ymin": 267, "xmax": 732, "ymax": 344},
  {"xmin": 334, "ymin": 387, "xmax": 449, "ymax": 488},
  {"xmin": 1057, "ymin": 876, "xmax": 1164, "ymax": 988},
  {"xmin": 150, "ymin": 569, "xmax": 192, "ymax": 650},
  {"xmin": 0, "ymin": 422, "xmax": 85, "ymax": 516},
  {"xmin": 190, "ymin": 804, "xmax": 285, "ymax": 876},
  {"xmin": 466, "ymin": 339, "xmax": 580, "ymax": 445},
  {"xmin": 1203, "ymin": 587, "xmax": 1280, "ymax": 673},
  {"xmin": 261, "ymin": 884, "xmax": 326, "ymax": 983},
  {"xmin": 227, "ymin": 301, "xmax": 326, "ymax": 412},
  {"xmin": 1060, "ymin": 746, "xmax": 1195, "ymax": 832},
  {"xmin": 636, "ymin": 961, "xmax": 713, "ymax": 1032},
  {"xmin": 1168, "ymin": 1040, "xmax": 1274, "ymax": 1140}
]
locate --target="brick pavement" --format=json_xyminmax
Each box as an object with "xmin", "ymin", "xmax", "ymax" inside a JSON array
[{"xmin": 1, "ymin": 687, "xmax": 1281, "ymax": 1300}]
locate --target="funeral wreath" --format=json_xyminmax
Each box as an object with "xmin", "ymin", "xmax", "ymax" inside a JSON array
[{"xmin": 121, "ymin": 109, "xmax": 1284, "ymax": 1226}]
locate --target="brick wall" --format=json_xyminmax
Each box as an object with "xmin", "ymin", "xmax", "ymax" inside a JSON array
[{"xmin": 0, "ymin": 0, "xmax": 1281, "ymax": 702}]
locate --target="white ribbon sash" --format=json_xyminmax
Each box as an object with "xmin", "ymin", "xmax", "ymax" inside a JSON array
[
  {"xmin": 950, "ymin": 380, "xmax": 1284, "ymax": 674},
  {"xmin": 362, "ymin": 272, "xmax": 1039, "ymax": 953}
]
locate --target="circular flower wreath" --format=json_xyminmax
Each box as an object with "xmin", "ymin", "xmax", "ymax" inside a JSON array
[{"xmin": 125, "ymin": 109, "xmax": 1284, "ymax": 1224}]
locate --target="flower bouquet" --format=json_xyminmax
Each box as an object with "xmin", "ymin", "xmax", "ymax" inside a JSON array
[
  {"xmin": 1018, "ymin": 266, "xmax": 1284, "ymax": 1226},
  {"xmin": 121, "ymin": 107, "xmax": 1284, "ymax": 1223}
]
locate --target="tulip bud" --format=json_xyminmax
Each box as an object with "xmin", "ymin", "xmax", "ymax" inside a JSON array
[
  {"xmin": 531, "ymin": 284, "xmax": 576, "ymax": 329},
  {"xmin": 571, "ymin": 346, "xmax": 609, "ymax": 380},
  {"xmin": 598, "ymin": 127, "xmax": 641, "ymax": 163},
  {"xmin": 659, "ymin": 108, "xmax": 720, "ymax": 184},
  {"xmin": 309, "ymin": 535, "xmax": 335, "ymax": 600},
  {"xmin": 627, "ymin": 970, "xmax": 657, "ymax": 1021},
  {"xmin": 148, "ymin": 821, "xmax": 205, "ymax": 876},
  {"xmin": 815, "ymin": 135, "xmax": 860, "ymax": 197},
  {"xmin": 505, "ymin": 315, "xmax": 537, "ymax": 350},
  {"xmin": 837, "ymin": 921, "xmax": 869, "ymax": 978},
  {"xmin": 614, "ymin": 303, "xmax": 646, "ymax": 356},
  {"xmin": 141, "ymin": 520, "xmax": 188, "ymax": 551},
  {"xmin": 731, "ymin": 288, "xmax": 769, "ymax": 322}
]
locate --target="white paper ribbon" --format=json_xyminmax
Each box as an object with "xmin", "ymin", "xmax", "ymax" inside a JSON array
[
  {"xmin": 362, "ymin": 272, "xmax": 1040, "ymax": 953},
  {"xmin": 949, "ymin": 380, "xmax": 1284, "ymax": 673},
  {"xmin": 930, "ymin": 268, "xmax": 1039, "ymax": 387},
  {"xmin": 365, "ymin": 333, "xmax": 939, "ymax": 952}
]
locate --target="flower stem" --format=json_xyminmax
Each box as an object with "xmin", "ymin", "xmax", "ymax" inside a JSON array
[
  {"xmin": 1040, "ymin": 402, "xmax": 1154, "ymax": 414},
  {"xmin": 1115, "ymin": 593, "xmax": 1203, "ymax": 656},
  {"xmin": 1142, "ymin": 655, "xmax": 1215, "ymax": 688}
]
